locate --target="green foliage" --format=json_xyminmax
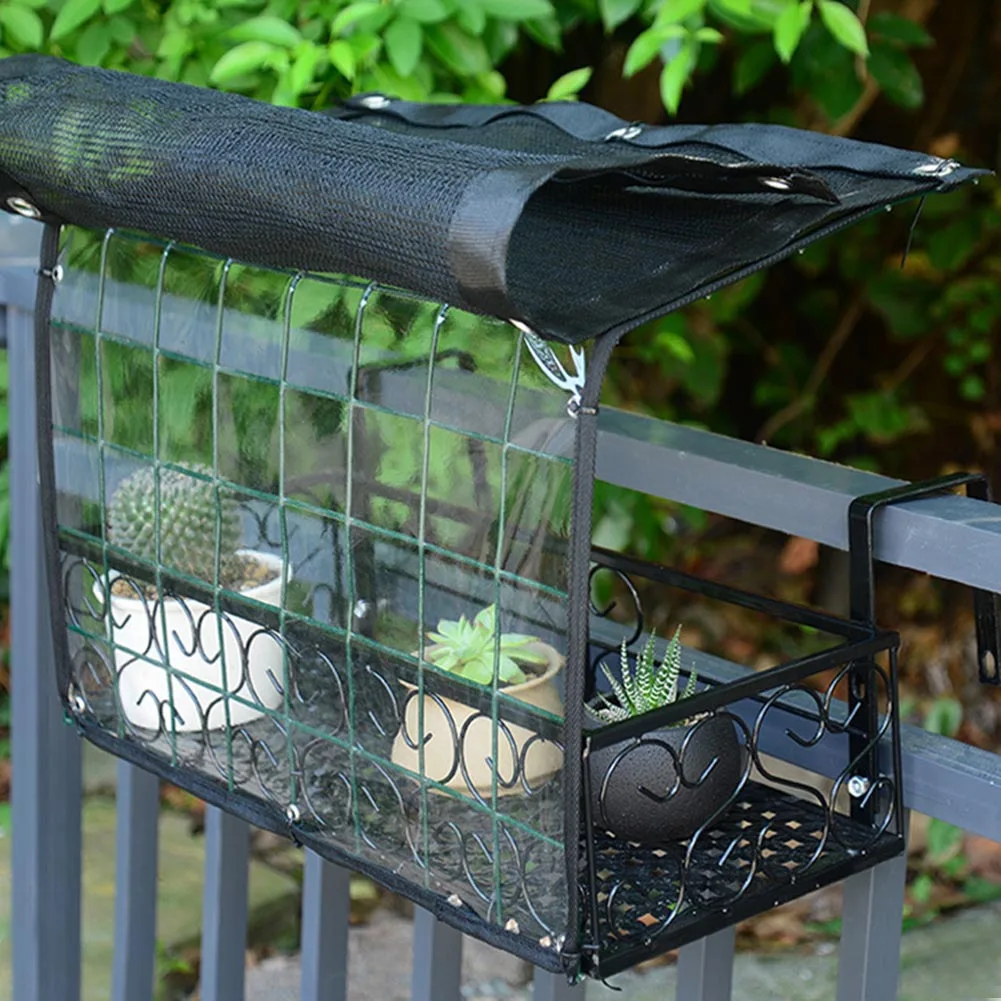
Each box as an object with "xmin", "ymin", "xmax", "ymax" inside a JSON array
[
  {"xmin": 107, "ymin": 463, "xmax": 243, "ymax": 584},
  {"xmin": 425, "ymin": 603, "xmax": 549, "ymax": 686},
  {"xmin": 588, "ymin": 627, "xmax": 697, "ymax": 723},
  {"xmin": 3, "ymin": 0, "xmax": 893, "ymax": 117}
]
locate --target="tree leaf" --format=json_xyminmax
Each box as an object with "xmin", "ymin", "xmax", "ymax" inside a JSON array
[
  {"xmin": 107, "ymin": 14, "xmax": 134, "ymax": 44},
  {"xmin": 385, "ymin": 15, "xmax": 422, "ymax": 77},
  {"xmin": 75, "ymin": 20, "xmax": 111, "ymax": 64},
  {"xmin": 477, "ymin": 0, "xmax": 555, "ymax": 19},
  {"xmin": 817, "ymin": 0, "xmax": 869, "ymax": 57},
  {"xmin": 288, "ymin": 42, "xmax": 321, "ymax": 95},
  {"xmin": 0, "ymin": 4, "xmax": 43, "ymax": 49},
  {"xmin": 773, "ymin": 1, "xmax": 811, "ymax": 64},
  {"xmin": 50, "ymin": 0, "xmax": 101, "ymax": 42},
  {"xmin": 654, "ymin": 0, "xmax": 707, "ymax": 27},
  {"xmin": 102, "ymin": 0, "xmax": 134, "ymax": 14},
  {"xmin": 708, "ymin": 0, "xmax": 770, "ymax": 31},
  {"xmin": 623, "ymin": 25, "xmax": 682, "ymax": 77},
  {"xmin": 868, "ymin": 40, "xmax": 923, "ymax": 109},
  {"xmin": 226, "ymin": 16, "xmax": 302, "ymax": 48},
  {"xmin": 456, "ymin": 3, "xmax": 486, "ymax": 35},
  {"xmin": 598, "ymin": 0, "xmax": 643, "ymax": 32},
  {"xmin": 424, "ymin": 22, "xmax": 490, "ymax": 75},
  {"xmin": 694, "ymin": 26, "xmax": 723, "ymax": 42},
  {"xmin": 400, "ymin": 0, "xmax": 448, "ymax": 24},
  {"xmin": 209, "ymin": 41, "xmax": 276, "ymax": 84},
  {"xmin": 659, "ymin": 42, "xmax": 694, "ymax": 114},
  {"xmin": 331, "ymin": 2, "xmax": 388, "ymax": 35},
  {"xmin": 544, "ymin": 65, "xmax": 592, "ymax": 101},
  {"xmin": 869, "ymin": 11, "xmax": 932, "ymax": 48},
  {"xmin": 709, "ymin": 0, "xmax": 750, "ymax": 15},
  {"xmin": 328, "ymin": 38, "xmax": 357, "ymax": 79},
  {"xmin": 733, "ymin": 37, "xmax": 776, "ymax": 94}
]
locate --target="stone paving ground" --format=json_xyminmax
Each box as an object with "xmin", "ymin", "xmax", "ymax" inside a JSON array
[
  {"xmin": 241, "ymin": 900, "xmax": 1001, "ymax": 1001},
  {"xmin": 1, "ymin": 744, "xmax": 1001, "ymax": 1001}
]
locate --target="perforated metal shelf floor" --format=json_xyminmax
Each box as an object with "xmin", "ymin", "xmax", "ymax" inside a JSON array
[{"xmin": 583, "ymin": 778, "xmax": 903, "ymax": 977}]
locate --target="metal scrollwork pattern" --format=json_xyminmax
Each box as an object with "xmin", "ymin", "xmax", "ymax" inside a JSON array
[
  {"xmin": 59, "ymin": 519, "xmax": 570, "ymax": 945},
  {"xmin": 583, "ymin": 557, "xmax": 902, "ymax": 970}
]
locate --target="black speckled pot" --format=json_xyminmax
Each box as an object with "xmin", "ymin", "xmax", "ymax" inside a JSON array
[{"xmin": 588, "ymin": 714, "xmax": 743, "ymax": 843}]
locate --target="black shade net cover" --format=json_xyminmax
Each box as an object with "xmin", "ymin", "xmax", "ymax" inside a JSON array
[{"xmin": 0, "ymin": 54, "xmax": 988, "ymax": 343}]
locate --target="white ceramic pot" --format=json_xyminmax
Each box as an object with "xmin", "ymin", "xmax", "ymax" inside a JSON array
[
  {"xmin": 391, "ymin": 641, "xmax": 564, "ymax": 796},
  {"xmin": 99, "ymin": 550, "xmax": 289, "ymax": 732}
]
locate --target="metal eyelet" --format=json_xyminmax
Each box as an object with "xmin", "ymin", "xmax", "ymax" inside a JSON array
[
  {"xmin": 6, "ymin": 196, "xmax": 41, "ymax": 219},
  {"xmin": 604, "ymin": 125, "xmax": 643, "ymax": 141},
  {"xmin": 760, "ymin": 177, "xmax": 793, "ymax": 192},
  {"xmin": 913, "ymin": 158, "xmax": 959, "ymax": 177},
  {"xmin": 359, "ymin": 94, "xmax": 391, "ymax": 110},
  {"xmin": 285, "ymin": 803, "xmax": 301, "ymax": 824}
]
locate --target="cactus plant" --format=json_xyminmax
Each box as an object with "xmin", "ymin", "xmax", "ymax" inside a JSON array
[
  {"xmin": 108, "ymin": 464, "xmax": 242, "ymax": 585},
  {"xmin": 587, "ymin": 627, "xmax": 697, "ymax": 724}
]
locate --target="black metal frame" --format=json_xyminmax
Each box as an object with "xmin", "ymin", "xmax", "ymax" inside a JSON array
[
  {"xmin": 577, "ymin": 546, "xmax": 904, "ymax": 978},
  {"xmin": 34, "ymin": 222, "xmax": 1001, "ymax": 983}
]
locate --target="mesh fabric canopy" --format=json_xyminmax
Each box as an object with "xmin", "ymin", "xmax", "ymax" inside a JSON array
[{"xmin": 0, "ymin": 54, "xmax": 986, "ymax": 344}]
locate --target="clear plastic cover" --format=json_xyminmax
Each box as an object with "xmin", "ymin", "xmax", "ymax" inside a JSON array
[{"xmin": 50, "ymin": 226, "xmax": 574, "ymax": 942}]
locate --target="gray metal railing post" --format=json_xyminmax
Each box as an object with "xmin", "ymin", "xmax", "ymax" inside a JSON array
[
  {"xmin": 111, "ymin": 761, "xmax": 160, "ymax": 1001},
  {"xmin": 200, "ymin": 806, "xmax": 251, "ymax": 1001},
  {"xmin": 412, "ymin": 908, "xmax": 463, "ymax": 1001},
  {"xmin": 300, "ymin": 851, "xmax": 351, "ymax": 1001},
  {"xmin": 9, "ymin": 298, "xmax": 84, "ymax": 1001},
  {"xmin": 676, "ymin": 926, "xmax": 736, "ymax": 1001},
  {"xmin": 532, "ymin": 970, "xmax": 585, "ymax": 1000},
  {"xmin": 836, "ymin": 851, "xmax": 908, "ymax": 1001}
]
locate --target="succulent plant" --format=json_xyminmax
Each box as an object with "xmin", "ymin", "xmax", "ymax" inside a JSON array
[
  {"xmin": 588, "ymin": 627, "xmax": 697, "ymax": 724},
  {"xmin": 108, "ymin": 464, "xmax": 242, "ymax": 585},
  {"xmin": 425, "ymin": 604, "xmax": 549, "ymax": 687}
]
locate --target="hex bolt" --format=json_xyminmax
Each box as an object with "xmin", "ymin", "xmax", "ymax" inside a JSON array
[{"xmin": 847, "ymin": 775, "xmax": 871, "ymax": 798}]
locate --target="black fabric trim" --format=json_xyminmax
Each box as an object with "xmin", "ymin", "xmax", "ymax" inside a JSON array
[
  {"xmin": 447, "ymin": 165, "xmax": 550, "ymax": 319},
  {"xmin": 559, "ymin": 332, "xmax": 618, "ymax": 967},
  {"xmin": 33, "ymin": 221, "xmax": 71, "ymax": 698}
]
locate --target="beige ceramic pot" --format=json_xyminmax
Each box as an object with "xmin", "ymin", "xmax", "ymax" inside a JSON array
[{"xmin": 390, "ymin": 641, "xmax": 564, "ymax": 796}]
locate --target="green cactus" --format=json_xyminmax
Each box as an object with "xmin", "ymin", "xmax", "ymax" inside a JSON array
[{"xmin": 107, "ymin": 464, "xmax": 242, "ymax": 585}]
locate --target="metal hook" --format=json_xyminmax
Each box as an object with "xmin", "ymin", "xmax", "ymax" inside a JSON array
[{"xmin": 512, "ymin": 321, "xmax": 588, "ymax": 417}]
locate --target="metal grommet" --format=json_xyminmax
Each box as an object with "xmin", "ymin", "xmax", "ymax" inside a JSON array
[
  {"xmin": 285, "ymin": 803, "xmax": 301, "ymax": 823},
  {"xmin": 913, "ymin": 158, "xmax": 958, "ymax": 177},
  {"xmin": 47, "ymin": 264, "xmax": 64, "ymax": 284},
  {"xmin": 6, "ymin": 196, "xmax": 41, "ymax": 219},
  {"xmin": 604, "ymin": 125, "xmax": 643, "ymax": 141},
  {"xmin": 68, "ymin": 688, "xmax": 86, "ymax": 714},
  {"xmin": 760, "ymin": 177, "xmax": 793, "ymax": 192},
  {"xmin": 359, "ymin": 94, "xmax": 391, "ymax": 110},
  {"xmin": 447, "ymin": 893, "xmax": 463, "ymax": 907},
  {"xmin": 504, "ymin": 918, "xmax": 520, "ymax": 934}
]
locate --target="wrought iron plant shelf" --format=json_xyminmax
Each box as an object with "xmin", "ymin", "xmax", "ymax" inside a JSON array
[{"xmin": 0, "ymin": 53, "xmax": 993, "ymax": 981}]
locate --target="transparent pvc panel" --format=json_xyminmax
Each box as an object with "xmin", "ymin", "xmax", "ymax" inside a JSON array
[{"xmin": 48, "ymin": 226, "xmax": 573, "ymax": 943}]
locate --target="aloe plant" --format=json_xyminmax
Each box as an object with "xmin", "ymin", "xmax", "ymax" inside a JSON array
[
  {"xmin": 588, "ymin": 628, "xmax": 697, "ymax": 724},
  {"xmin": 425, "ymin": 604, "xmax": 549, "ymax": 687}
]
